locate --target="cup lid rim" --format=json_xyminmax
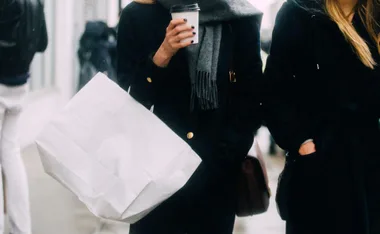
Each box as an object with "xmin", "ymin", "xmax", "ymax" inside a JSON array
[{"xmin": 170, "ymin": 3, "xmax": 200, "ymax": 13}]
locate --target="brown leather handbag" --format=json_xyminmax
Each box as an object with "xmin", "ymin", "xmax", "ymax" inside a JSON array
[
  {"xmin": 236, "ymin": 142, "xmax": 271, "ymax": 217},
  {"xmin": 228, "ymin": 31, "xmax": 270, "ymax": 215}
]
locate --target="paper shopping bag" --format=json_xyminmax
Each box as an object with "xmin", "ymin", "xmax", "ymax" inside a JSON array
[{"xmin": 35, "ymin": 73, "xmax": 201, "ymax": 223}]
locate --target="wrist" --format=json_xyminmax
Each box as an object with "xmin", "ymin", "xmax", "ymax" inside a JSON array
[{"xmin": 153, "ymin": 46, "xmax": 173, "ymax": 68}]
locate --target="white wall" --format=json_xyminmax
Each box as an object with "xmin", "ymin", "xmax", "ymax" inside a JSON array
[
  {"xmin": 122, "ymin": 0, "xmax": 132, "ymax": 7},
  {"xmin": 20, "ymin": 0, "xmax": 118, "ymax": 148},
  {"xmin": 249, "ymin": 0, "xmax": 285, "ymax": 31},
  {"xmin": 108, "ymin": 1, "xmax": 120, "ymax": 27}
]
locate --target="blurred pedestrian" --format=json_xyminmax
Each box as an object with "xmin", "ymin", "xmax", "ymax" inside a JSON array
[
  {"xmin": 117, "ymin": 0, "xmax": 263, "ymax": 233},
  {"xmin": 77, "ymin": 21, "xmax": 117, "ymax": 91},
  {"xmin": 264, "ymin": 0, "xmax": 379, "ymax": 233},
  {"xmin": 0, "ymin": 0, "xmax": 47, "ymax": 233}
]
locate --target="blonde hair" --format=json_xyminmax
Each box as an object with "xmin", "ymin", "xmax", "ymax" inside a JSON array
[
  {"xmin": 325, "ymin": 0, "xmax": 380, "ymax": 69},
  {"xmin": 133, "ymin": 0, "xmax": 156, "ymax": 4}
]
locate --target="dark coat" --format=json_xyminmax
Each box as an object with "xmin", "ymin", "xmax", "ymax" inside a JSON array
[
  {"xmin": 77, "ymin": 21, "xmax": 117, "ymax": 91},
  {"xmin": 264, "ymin": 1, "xmax": 380, "ymax": 234},
  {"xmin": 0, "ymin": 0, "xmax": 48, "ymax": 84},
  {"xmin": 117, "ymin": 2, "xmax": 263, "ymax": 233}
]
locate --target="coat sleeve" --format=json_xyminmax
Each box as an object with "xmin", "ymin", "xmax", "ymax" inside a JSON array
[
  {"xmin": 371, "ymin": 68, "xmax": 380, "ymax": 117},
  {"xmin": 368, "ymin": 77, "xmax": 380, "ymax": 118},
  {"xmin": 377, "ymin": 82, "xmax": 380, "ymax": 118},
  {"xmin": 263, "ymin": 3, "xmax": 313, "ymax": 153},
  {"xmin": 117, "ymin": 8, "xmax": 168, "ymax": 109}
]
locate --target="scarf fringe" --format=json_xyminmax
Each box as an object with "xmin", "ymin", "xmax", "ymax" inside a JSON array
[{"xmin": 190, "ymin": 71, "xmax": 219, "ymax": 111}]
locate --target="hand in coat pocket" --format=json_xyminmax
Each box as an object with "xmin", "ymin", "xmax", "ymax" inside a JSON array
[{"xmin": 298, "ymin": 141, "xmax": 316, "ymax": 156}]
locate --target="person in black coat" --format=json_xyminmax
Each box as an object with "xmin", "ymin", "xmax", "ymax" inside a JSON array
[
  {"xmin": 117, "ymin": 0, "xmax": 263, "ymax": 233},
  {"xmin": 264, "ymin": 0, "xmax": 380, "ymax": 233},
  {"xmin": 77, "ymin": 21, "xmax": 117, "ymax": 91}
]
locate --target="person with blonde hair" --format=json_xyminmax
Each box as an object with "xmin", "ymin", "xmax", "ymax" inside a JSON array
[
  {"xmin": 117, "ymin": 0, "xmax": 263, "ymax": 233},
  {"xmin": 264, "ymin": 0, "xmax": 379, "ymax": 233}
]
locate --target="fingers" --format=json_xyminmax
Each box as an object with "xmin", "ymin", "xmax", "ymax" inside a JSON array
[
  {"xmin": 172, "ymin": 38, "xmax": 194, "ymax": 49},
  {"xmin": 163, "ymin": 18, "xmax": 196, "ymax": 54},
  {"xmin": 166, "ymin": 18, "xmax": 188, "ymax": 32},
  {"xmin": 179, "ymin": 39, "xmax": 194, "ymax": 48},
  {"xmin": 169, "ymin": 31, "xmax": 195, "ymax": 45},
  {"xmin": 167, "ymin": 23, "xmax": 194, "ymax": 38}
]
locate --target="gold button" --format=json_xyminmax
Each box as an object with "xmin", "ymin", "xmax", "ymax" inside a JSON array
[
  {"xmin": 147, "ymin": 77, "xmax": 152, "ymax": 83},
  {"xmin": 187, "ymin": 132, "xmax": 194, "ymax": 140}
]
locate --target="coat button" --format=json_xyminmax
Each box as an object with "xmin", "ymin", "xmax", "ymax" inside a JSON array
[
  {"xmin": 147, "ymin": 77, "xmax": 152, "ymax": 83},
  {"xmin": 187, "ymin": 132, "xmax": 194, "ymax": 140}
]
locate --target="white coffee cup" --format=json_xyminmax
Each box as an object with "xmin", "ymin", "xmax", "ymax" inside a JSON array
[{"xmin": 171, "ymin": 4, "xmax": 201, "ymax": 44}]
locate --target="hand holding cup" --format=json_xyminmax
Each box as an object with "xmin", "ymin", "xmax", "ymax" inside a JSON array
[
  {"xmin": 154, "ymin": 4, "xmax": 200, "ymax": 67},
  {"xmin": 153, "ymin": 18, "xmax": 195, "ymax": 67}
]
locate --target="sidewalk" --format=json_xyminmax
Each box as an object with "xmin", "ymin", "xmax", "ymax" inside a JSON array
[
  {"xmin": 21, "ymin": 131, "xmax": 285, "ymax": 234},
  {"xmin": 22, "ymin": 145, "xmax": 130, "ymax": 234}
]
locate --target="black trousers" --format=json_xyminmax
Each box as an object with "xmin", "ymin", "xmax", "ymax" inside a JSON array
[{"xmin": 130, "ymin": 162, "xmax": 237, "ymax": 234}]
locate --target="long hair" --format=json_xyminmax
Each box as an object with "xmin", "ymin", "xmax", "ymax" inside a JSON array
[
  {"xmin": 133, "ymin": 0, "xmax": 156, "ymax": 3},
  {"xmin": 293, "ymin": 0, "xmax": 380, "ymax": 69}
]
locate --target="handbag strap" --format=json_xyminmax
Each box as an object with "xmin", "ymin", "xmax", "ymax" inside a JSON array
[{"xmin": 250, "ymin": 141, "xmax": 271, "ymax": 196}]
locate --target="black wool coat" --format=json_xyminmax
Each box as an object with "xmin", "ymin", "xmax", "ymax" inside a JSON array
[
  {"xmin": 264, "ymin": 1, "xmax": 380, "ymax": 234},
  {"xmin": 117, "ymin": 2, "xmax": 263, "ymax": 232}
]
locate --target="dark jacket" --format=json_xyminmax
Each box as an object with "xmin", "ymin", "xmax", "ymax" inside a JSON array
[
  {"xmin": 77, "ymin": 21, "xmax": 117, "ymax": 91},
  {"xmin": 117, "ymin": 2, "xmax": 263, "ymax": 232},
  {"xmin": 264, "ymin": 1, "xmax": 380, "ymax": 234},
  {"xmin": 117, "ymin": 3, "xmax": 263, "ymax": 168},
  {"xmin": 0, "ymin": 0, "xmax": 48, "ymax": 85},
  {"xmin": 264, "ymin": 1, "xmax": 380, "ymax": 153}
]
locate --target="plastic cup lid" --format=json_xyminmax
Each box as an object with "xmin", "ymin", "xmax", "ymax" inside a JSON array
[{"xmin": 170, "ymin": 3, "xmax": 200, "ymax": 13}]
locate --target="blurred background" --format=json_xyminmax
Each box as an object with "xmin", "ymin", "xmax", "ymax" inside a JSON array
[{"xmin": 18, "ymin": 0, "xmax": 287, "ymax": 234}]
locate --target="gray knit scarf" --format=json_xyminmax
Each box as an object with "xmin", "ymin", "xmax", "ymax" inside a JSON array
[{"xmin": 158, "ymin": 0, "xmax": 261, "ymax": 110}]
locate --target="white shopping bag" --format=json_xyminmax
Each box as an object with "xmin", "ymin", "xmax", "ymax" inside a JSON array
[{"xmin": 35, "ymin": 73, "xmax": 201, "ymax": 223}]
